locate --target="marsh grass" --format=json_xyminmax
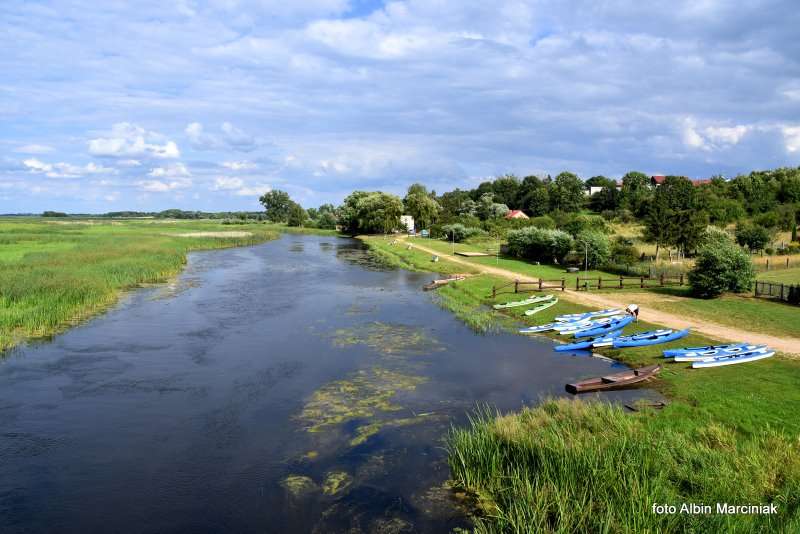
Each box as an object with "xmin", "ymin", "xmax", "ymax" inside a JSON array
[
  {"xmin": 448, "ymin": 400, "xmax": 800, "ymax": 533},
  {"xmin": 0, "ymin": 218, "xmax": 278, "ymax": 352}
]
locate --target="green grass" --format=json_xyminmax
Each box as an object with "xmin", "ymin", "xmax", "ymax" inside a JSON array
[
  {"xmin": 0, "ymin": 217, "xmax": 279, "ymax": 352},
  {"xmin": 757, "ymin": 267, "xmax": 800, "ymax": 284},
  {"xmin": 359, "ymin": 235, "xmax": 478, "ymax": 275}
]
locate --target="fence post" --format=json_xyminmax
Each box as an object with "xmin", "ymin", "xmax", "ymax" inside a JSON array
[
  {"xmin": 598, "ymin": 277, "xmax": 602, "ymax": 290},
  {"xmin": 576, "ymin": 278, "xmax": 580, "ymax": 291},
  {"xmin": 787, "ymin": 257, "xmax": 790, "ymax": 269},
  {"xmin": 620, "ymin": 275, "xmax": 623, "ymax": 289},
  {"xmin": 538, "ymin": 279, "xmax": 543, "ymax": 291},
  {"xmin": 781, "ymin": 283, "xmax": 785, "ymax": 300},
  {"xmin": 660, "ymin": 273, "xmax": 665, "ymax": 286},
  {"xmin": 492, "ymin": 285, "xmax": 496, "ymax": 299},
  {"xmin": 766, "ymin": 258, "xmax": 770, "ymax": 270},
  {"xmin": 561, "ymin": 278, "xmax": 565, "ymax": 291},
  {"xmin": 754, "ymin": 282, "xmax": 758, "ymax": 297},
  {"xmin": 679, "ymin": 274, "xmax": 684, "ymax": 286},
  {"xmin": 514, "ymin": 280, "xmax": 519, "ymax": 293}
]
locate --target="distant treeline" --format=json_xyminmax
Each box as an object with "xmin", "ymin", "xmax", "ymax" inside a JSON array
[{"xmin": 30, "ymin": 209, "xmax": 268, "ymax": 220}]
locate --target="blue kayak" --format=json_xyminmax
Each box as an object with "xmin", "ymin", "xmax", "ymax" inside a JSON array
[
  {"xmin": 554, "ymin": 330, "xmax": 623, "ymax": 352},
  {"xmin": 671, "ymin": 344, "xmax": 763, "ymax": 362},
  {"xmin": 692, "ymin": 348, "xmax": 774, "ymax": 368},
  {"xmin": 572, "ymin": 315, "xmax": 634, "ymax": 338},
  {"xmin": 613, "ymin": 328, "xmax": 690, "ymax": 348},
  {"xmin": 592, "ymin": 329, "xmax": 672, "ymax": 348},
  {"xmin": 663, "ymin": 343, "xmax": 738, "ymax": 357}
]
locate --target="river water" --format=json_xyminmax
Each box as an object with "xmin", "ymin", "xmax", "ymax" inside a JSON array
[{"xmin": 0, "ymin": 235, "xmax": 658, "ymax": 533}]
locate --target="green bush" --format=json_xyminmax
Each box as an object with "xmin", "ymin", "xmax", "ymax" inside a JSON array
[
  {"xmin": 689, "ymin": 238, "xmax": 755, "ymax": 298},
  {"xmin": 507, "ymin": 227, "xmax": 573, "ymax": 264},
  {"xmin": 574, "ymin": 230, "xmax": 610, "ymax": 268},
  {"xmin": 735, "ymin": 223, "xmax": 771, "ymax": 252},
  {"xmin": 440, "ymin": 223, "xmax": 484, "ymax": 243}
]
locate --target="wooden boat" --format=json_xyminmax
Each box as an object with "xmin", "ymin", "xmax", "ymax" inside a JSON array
[
  {"xmin": 423, "ymin": 275, "xmax": 466, "ymax": 291},
  {"xmin": 493, "ymin": 294, "xmax": 553, "ymax": 309},
  {"xmin": 523, "ymin": 298, "xmax": 558, "ymax": 315},
  {"xmin": 566, "ymin": 364, "xmax": 661, "ymax": 394}
]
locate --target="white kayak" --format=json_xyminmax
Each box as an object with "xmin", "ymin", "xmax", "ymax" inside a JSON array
[
  {"xmin": 692, "ymin": 348, "xmax": 775, "ymax": 368},
  {"xmin": 555, "ymin": 315, "xmax": 626, "ymax": 335},
  {"xmin": 523, "ymin": 298, "xmax": 558, "ymax": 316},
  {"xmin": 493, "ymin": 294, "xmax": 554, "ymax": 309},
  {"xmin": 671, "ymin": 344, "xmax": 764, "ymax": 362},
  {"xmin": 554, "ymin": 308, "xmax": 623, "ymax": 322}
]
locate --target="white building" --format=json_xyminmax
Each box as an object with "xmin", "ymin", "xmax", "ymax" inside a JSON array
[{"xmin": 400, "ymin": 215, "xmax": 415, "ymax": 233}]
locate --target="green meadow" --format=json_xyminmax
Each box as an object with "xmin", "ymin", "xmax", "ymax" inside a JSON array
[{"xmin": 0, "ymin": 218, "xmax": 279, "ymax": 352}]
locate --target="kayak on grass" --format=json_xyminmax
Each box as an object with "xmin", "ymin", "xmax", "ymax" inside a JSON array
[
  {"xmin": 554, "ymin": 330, "xmax": 624, "ymax": 352},
  {"xmin": 554, "ymin": 308, "xmax": 623, "ymax": 322},
  {"xmin": 613, "ymin": 328, "xmax": 690, "ymax": 348},
  {"xmin": 572, "ymin": 315, "xmax": 634, "ymax": 338},
  {"xmin": 663, "ymin": 343, "xmax": 739, "ymax": 357},
  {"xmin": 591, "ymin": 328, "xmax": 673, "ymax": 348},
  {"xmin": 671, "ymin": 344, "xmax": 765, "ymax": 362},
  {"xmin": 493, "ymin": 294, "xmax": 553, "ymax": 309},
  {"xmin": 523, "ymin": 298, "xmax": 558, "ymax": 316},
  {"xmin": 692, "ymin": 348, "xmax": 775, "ymax": 368},
  {"xmin": 555, "ymin": 315, "xmax": 626, "ymax": 335},
  {"xmin": 520, "ymin": 317, "xmax": 597, "ymax": 334}
]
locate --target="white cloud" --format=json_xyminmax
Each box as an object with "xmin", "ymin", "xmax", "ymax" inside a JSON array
[
  {"xmin": 148, "ymin": 162, "xmax": 191, "ymax": 178},
  {"xmin": 15, "ymin": 144, "xmax": 53, "ymax": 154},
  {"xmin": 783, "ymin": 126, "xmax": 800, "ymax": 153},
  {"xmin": 22, "ymin": 158, "xmax": 115, "ymax": 178},
  {"xmin": 135, "ymin": 178, "xmax": 192, "ymax": 192},
  {"xmin": 703, "ymin": 125, "xmax": 749, "ymax": 145},
  {"xmin": 185, "ymin": 122, "xmax": 261, "ymax": 152},
  {"xmin": 118, "ymin": 159, "xmax": 142, "ymax": 167},
  {"xmin": 234, "ymin": 184, "xmax": 271, "ymax": 196},
  {"xmin": 221, "ymin": 160, "xmax": 258, "ymax": 171},
  {"xmin": 89, "ymin": 123, "xmax": 180, "ymax": 159},
  {"xmin": 212, "ymin": 176, "xmax": 244, "ymax": 190}
]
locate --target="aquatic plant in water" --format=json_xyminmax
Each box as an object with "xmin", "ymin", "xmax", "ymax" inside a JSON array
[
  {"xmin": 331, "ymin": 322, "xmax": 444, "ymax": 357},
  {"xmin": 322, "ymin": 471, "xmax": 353, "ymax": 495},
  {"xmin": 281, "ymin": 475, "xmax": 318, "ymax": 497}
]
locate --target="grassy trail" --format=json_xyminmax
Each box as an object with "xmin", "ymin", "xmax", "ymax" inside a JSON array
[
  {"xmin": 0, "ymin": 218, "xmax": 281, "ymax": 352},
  {"xmin": 402, "ymin": 237, "xmax": 800, "ymax": 355}
]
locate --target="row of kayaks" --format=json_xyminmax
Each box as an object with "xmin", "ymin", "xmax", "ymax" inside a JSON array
[{"xmin": 662, "ymin": 343, "xmax": 775, "ymax": 368}]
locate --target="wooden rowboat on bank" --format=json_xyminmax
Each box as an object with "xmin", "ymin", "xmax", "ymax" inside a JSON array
[
  {"xmin": 565, "ymin": 364, "xmax": 661, "ymax": 394},
  {"xmin": 422, "ymin": 275, "xmax": 467, "ymax": 291}
]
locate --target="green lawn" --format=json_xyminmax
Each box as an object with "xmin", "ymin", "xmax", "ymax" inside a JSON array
[
  {"xmin": 359, "ymin": 235, "xmax": 478, "ymax": 275},
  {"xmin": 0, "ymin": 218, "xmax": 280, "ymax": 352},
  {"xmin": 757, "ymin": 267, "xmax": 800, "ymax": 284}
]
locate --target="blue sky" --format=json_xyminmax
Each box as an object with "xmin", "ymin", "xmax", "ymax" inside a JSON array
[{"xmin": 1, "ymin": 0, "xmax": 799, "ymax": 213}]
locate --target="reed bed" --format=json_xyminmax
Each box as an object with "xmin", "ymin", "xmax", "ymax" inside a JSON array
[
  {"xmin": 0, "ymin": 219, "xmax": 278, "ymax": 351},
  {"xmin": 448, "ymin": 400, "xmax": 800, "ymax": 533}
]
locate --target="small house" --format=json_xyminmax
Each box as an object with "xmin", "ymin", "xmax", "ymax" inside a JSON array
[
  {"xmin": 505, "ymin": 210, "xmax": 529, "ymax": 220},
  {"xmin": 400, "ymin": 215, "xmax": 415, "ymax": 233}
]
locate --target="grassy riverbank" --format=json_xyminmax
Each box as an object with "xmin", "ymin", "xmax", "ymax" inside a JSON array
[
  {"xmin": 363, "ymin": 235, "xmax": 800, "ymax": 532},
  {"xmin": 0, "ymin": 218, "xmax": 280, "ymax": 352}
]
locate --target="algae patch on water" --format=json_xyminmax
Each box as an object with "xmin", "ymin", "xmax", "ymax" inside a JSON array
[
  {"xmin": 281, "ymin": 475, "xmax": 318, "ymax": 497},
  {"xmin": 299, "ymin": 367, "xmax": 427, "ymax": 433},
  {"xmin": 322, "ymin": 470, "xmax": 353, "ymax": 495},
  {"xmin": 350, "ymin": 414, "xmax": 444, "ymax": 447},
  {"xmin": 331, "ymin": 322, "xmax": 444, "ymax": 356}
]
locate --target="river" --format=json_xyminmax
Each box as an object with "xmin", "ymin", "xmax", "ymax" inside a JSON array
[{"xmin": 0, "ymin": 235, "xmax": 658, "ymax": 533}]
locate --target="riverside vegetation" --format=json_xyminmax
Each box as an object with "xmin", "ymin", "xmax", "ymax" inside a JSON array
[
  {"xmin": 0, "ymin": 218, "xmax": 282, "ymax": 352},
  {"xmin": 362, "ymin": 236, "xmax": 800, "ymax": 532}
]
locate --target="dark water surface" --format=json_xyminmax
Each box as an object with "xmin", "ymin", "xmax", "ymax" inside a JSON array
[{"xmin": 0, "ymin": 235, "xmax": 658, "ymax": 533}]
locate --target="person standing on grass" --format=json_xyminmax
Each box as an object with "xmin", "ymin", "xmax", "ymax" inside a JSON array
[{"xmin": 626, "ymin": 304, "xmax": 639, "ymax": 321}]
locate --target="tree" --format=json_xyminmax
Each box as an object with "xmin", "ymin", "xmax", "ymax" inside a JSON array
[
  {"xmin": 735, "ymin": 223, "xmax": 770, "ymax": 252},
  {"xmin": 338, "ymin": 191, "xmax": 403, "ymax": 234},
  {"xmin": 642, "ymin": 191, "xmax": 672, "ymax": 260},
  {"xmin": 491, "ymin": 174, "xmax": 521, "ymax": 208},
  {"xmin": 689, "ymin": 238, "xmax": 755, "ymax": 298},
  {"xmin": 575, "ymin": 230, "xmax": 610, "ymax": 269},
  {"xmin": 476, "ymin": 193, "xmax": 509, "ymax": 220},
  {"xmin": 585, "ymin": 175, "xmax": 615, "ymax": 188},
  {"xmin": 518, "ymin": 175, "xmax": 550, "ymax": 216},
  {"xmin": 259, "ymin": 190, "xmax": 292, "ymax": 222},
  {"xmin": 403, "ymin": 184, "xmax": 441, "ymax": 231},
  {"xmin": 286, "ymin": 202, "xmax": 308, "ymax": 227},
  {"xmin": 507, "ymin": 227, "xmax": 574, "ymax": 264},
  {"xmin": 438, "ymin": 189, "xmax": 472, "ymax": 217},
  {"xmin": 589, "ymin": 184, "xmax": 621, "ymax": 212},
  {"xmin": 549, "ymin": 172, "xmax": 585, "ymax": 213},
  {"xmin": 620, "ymin": 171, "xmax": 651, "ymax": 216}
]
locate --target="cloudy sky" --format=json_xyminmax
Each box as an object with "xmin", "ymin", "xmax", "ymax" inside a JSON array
[{"xmin": 1, "ymin": 0, "xmax": 799, "ymax": 213}]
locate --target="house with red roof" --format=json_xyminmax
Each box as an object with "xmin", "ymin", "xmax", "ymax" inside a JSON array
[{"xmin": 505, "ymin": 210, "xmax": 529, "ymax": 220}]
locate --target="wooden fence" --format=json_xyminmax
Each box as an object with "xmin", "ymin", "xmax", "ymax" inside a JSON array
[
  {"xmin": 490, "ymin": 278, "xmax": 566, "ymax": 298},
  {"xmin": 754, "ymin": 281, "xmax": 800, "ymax": 305},
  {"xmin": 755, "ymin": 257, "xmax": 795, "ymax": 272},
  {"xmin": 576, "ymin": 274, "xmax": 684, "ymax": 291}
]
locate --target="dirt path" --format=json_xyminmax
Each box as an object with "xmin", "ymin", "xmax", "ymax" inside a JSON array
[{"xmin": 405, "ymin": 239, "xmax": 800, "ymax": 355}]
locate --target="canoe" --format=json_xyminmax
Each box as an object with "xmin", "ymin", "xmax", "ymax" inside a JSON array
[
  {"xmin": 671, "ymin": 344, "xmax": 764, "ymax": 362},
  {"xmin": 523, "ymin": 298, "xmax": 558, "ymax": 316},
  {"xmin": 572, "ymin": 315, "xmax": 634, "ymax": 338},
  {"xmin": 613, "ymin": 329, "xmax": 689, "ymax": 348},
  {"xmin": 555, "ymin": 315, "xmax": 625, "ymax": 335},
  {"xmin": 591, "ymin": 329, "xmax": 673, "ymax": 348},
  {"xmin": 520, "ymin": 316, "xmax": 596, "ymax": 334},
  {"xmin": 566, "ymin": 364, "xmax": 661, "ymax": 394},
  {"xmin": 554, "ymin": 330, "xmax": 624, "ymax": 352},
  {"xmin": 692, "ymin": 349, "xmax": 775, "ymax": 368},
  {"xmin": 555, "ymin": 308, "xmax": 622, "ymax": 322},
  {"xmin": 493, "ymin": 294, "xmax": 553, "ymax": 309},
  {"xmin": 663, "ymin": 343, "xmax": 738, "ymax": 357},
  {"xmin": 422, "ymin": 275, "xmax": 466, "ymax": 291}
]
